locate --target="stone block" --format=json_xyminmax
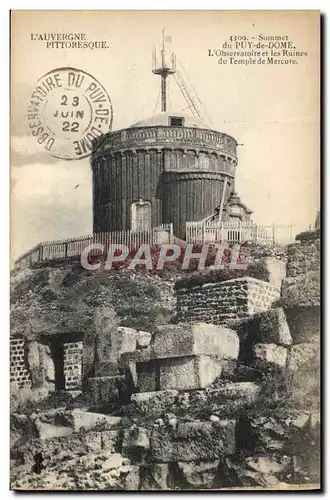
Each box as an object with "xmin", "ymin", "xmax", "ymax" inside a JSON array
[
  {"xmin": 175, "ymin": 382, "xmax": 260, "ymax": 415},
  {"xmin": 85, "ymin": 375, "xmax": 124, "ymax": 406},
  {"xmin": 17, "ymin": 433, "xmax": 104, "ymax": 468},
  {"xmin": 140, "ymin": 463, "xmax": 173, "ymax": 490},
  {"xmin": 152, "ymin": 323, "xmax": 239, "ymax": 360},
  {"xmin": 68, "ymin": 411, "xmax": 121, "ymax": 432},
  {"xmin": 94, "ymin": 361, "xmax": 119, "ymax": 377},
  {"xmin": 287, "ymin": 343, "xmax": 320, "ymax": 371},
  {"xmin": 150, "ymin": 419, "xmax": 236, "ymax": 462},
  {"xmin": 209, "ymin": 381, "xmax": 260, "ymax": 405},
  {"xmin": 36, "ymin": 422, "xmax": 73, "ymax": 440},
  {"xmin": 137, "ymin": 331, "xmax": 152, "ymax": 349},
  {"xmin": 136, "ymin": 360, "xmax": 157, "ymax": 392},
  {"xmin": 121, "ymin": 465, "xmax": 141, "ymax": 490},
  {"xmin": 284, "ymin": 306, "xmax": 320, "ymax": 344},
  {"xmin": 101, "ymin": 430, "xmax": 120, "ymax": 452},
  {"xmin": 247, "ymin": 413, "xmax": 321, "ymax": 474},
  {"xmin": 177, "ymin": 460, "xmax": 220, "ymax": 489},
  {"xmin": 253, "ymin": 343, "xmax": 288, "ymax": 370},
  {"xmin": 159, "ymin": 355, "xmax": 223, "ymax": 391},
  {"xmin": 245, "ymin": 455, "xmax": 290, "ymax": 475},
  {"xmin": 259, "ymin": 308, "xmax": 292, "ymax": 346},
  {"xmin": 239, "ymin": 455, "xmax": 291, "ymax": 487},
  {"xmin": 122, "ymin": 426, "xmax": 150, "ymax": 458},
  {"xmin": 98, "ymin": 326, "xmax": 137, "ymax": 374},
  {"xmin": 131, "ymin": 390, "xmax": 179, "ymax": 415},
  {"xmin": 247, "ymin": 416, "xmax": 291, "ymax": 453},
  {"xmin": 84, "ymin": 431, "xmax": 102, "ymax": 452},
  {"xmin": 261, "ymin": 257, "xmax": 287, "ymax": 288},
  {"xmin": 119, "ymin": 348, "xmax": 152, "ymax": 371},
  {"xmin": 119, "ymin": 349, "xmax": 155, "ymax": 391},
  {"xmin": 281, "ymin": 272, "xmax": 320, "ymax": 308}
]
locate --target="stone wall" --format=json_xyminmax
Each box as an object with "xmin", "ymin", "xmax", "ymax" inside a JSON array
[
  {"xmin": 10, "ymin": 337, "xmax": 31, "ymax": 389},
  {"xmin": 176, "ymin": 277, "xmax": 280, "ymax": 325},
  {"xmin": 64, "ymin": 341, "xmax": 83, "ymax": 391}
]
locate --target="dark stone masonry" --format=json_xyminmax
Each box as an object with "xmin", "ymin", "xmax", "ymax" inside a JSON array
[
  {"xmin": 63, "ymin": 341, "xmax": 83, "ymax": 391},
  {"xmin": 176, "ymin": 277, "xmax": 280, "ymax": 325},
  {"xmin": 10, "ymin": 337, "xmax": 31, "ymax": 388}
]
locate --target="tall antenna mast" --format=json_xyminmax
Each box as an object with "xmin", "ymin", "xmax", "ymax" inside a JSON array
[{"xmin": 152, "ymin": 29, "xmax": 176, "ymax": 112}]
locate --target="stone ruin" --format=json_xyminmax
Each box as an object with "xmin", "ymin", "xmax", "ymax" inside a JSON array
[
  {"xmin": 10, "ymin": 238, "xmax": 320, "ymax": 490},
  {"xmin": 10, "ymin": 336, "xmax": 84, "ymax": 392}
]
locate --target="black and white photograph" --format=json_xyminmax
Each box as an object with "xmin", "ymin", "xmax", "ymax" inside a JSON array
[{"xmin": 10, "ymin": 10, "xmax": 320, "ymax": 491}]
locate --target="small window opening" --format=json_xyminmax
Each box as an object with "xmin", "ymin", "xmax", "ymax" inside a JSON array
[{"xmin": 169, "ymin": 116, "xmax": 184, "ymax": 127}]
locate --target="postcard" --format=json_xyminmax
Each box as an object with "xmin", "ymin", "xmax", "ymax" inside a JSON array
[{"xmin": 10, "ymin": 10, "xmax": 320, "ymax": 491}]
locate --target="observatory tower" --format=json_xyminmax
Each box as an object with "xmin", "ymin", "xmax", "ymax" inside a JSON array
[{"xmin": 91, "ymin": 31, "xmax": 251, "ymax": 239}]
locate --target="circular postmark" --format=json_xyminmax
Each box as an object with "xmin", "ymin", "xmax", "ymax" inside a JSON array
[{"xmin": 27, "ymin": 67, "xmax": 113, "ymax": 160}]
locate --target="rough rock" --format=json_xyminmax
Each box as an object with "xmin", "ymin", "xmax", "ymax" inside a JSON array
[
  {"xmin": 135, "ymin": 360, "xmax": 156, "ymax": 392},
  {"xmin": 253, "ymin": 343, "xmax": 288, "ymax": 370},
  {"xmin": 287, "ymin": 343, "xmax": 320, "ymax": 372},
  {"xmin": 241, "ymin": 455, "xmax": 290, "ymax": 487},
  {"xmin": 121, "ymin": 465, "xmax": 141, "ymax": 490},
  {"xmin": 140, "ymin": 463, "xmax": 173, "ymax": 490},
  {"xmin": 14, "ymin": 433, "xmax": 104, "ymax": 467},
  {"xmin": 177, "ymin": 460, "xmax": 220, "ymax": 489},
  {"xmin": 101, "ymin": 430, "xmax": 120, "ymax": 452},
  {"xmin": 10, "ymin": 413, "xmax": 37, "ymax": 448},
  {"xmin": 130, "ymin": 390, "xmax": 179, "ymax": 415},
  {"xmin": 152, "ymin": 323, "xmax": 239, "ymax": 360},
  {"xmin": 137, "ymin": 331, "xmax": 152, "ymax": 349},
  {"xmin": 85, "ymin": 376, "xmax": 125, "ymax": 406},
  {"xmin": 281, "ymin": 272, "xmax": 320, "ymax": 308},
  {"xmin": 245, "ymin": 455, "xmax": 290, "ymax": 475},
  {"xmin": 32, "ymin": 409, "xmax": 122, "ymax": 438},
  {"xmin": 259, "ymin": 308, "xmax": 292, "ymax": 346},
  {"xmin": 150, "ymin": 420, "xmax": 235, "ymax": 462},
  {"xmin": 176, "ymin": 382, "xmax": 260, "ymax": 416},
  {"xmin": 122, "ymin": 426, "xmax": 150, "ymax": 459},
  {"xmin": 11, "ymin": 452, "xmax": 138, "ymax": 491},
  {"xmin": 247, "ymin": 416, "xmax": 292, "ymax": 453},
  {"xmin": 284, "ymin": 306, "xmax": 320, "ymax": 344},
  {"xmin": 286, "ymin": 240, "xmax": 320, "ymax": 278}
]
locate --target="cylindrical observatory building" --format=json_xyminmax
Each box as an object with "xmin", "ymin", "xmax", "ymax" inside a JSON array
[
  {"xmin": 91, "ymin": 111, "xmax": 238, "ymax": 239},
  {"xmin": 91, "ymin": 32, "xmax": 251, "ymax": 240}
]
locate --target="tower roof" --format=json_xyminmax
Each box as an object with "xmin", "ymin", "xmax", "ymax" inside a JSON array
[{"xmin": 130, "ymin": 111, "xmax": 211, "ymax": 130}]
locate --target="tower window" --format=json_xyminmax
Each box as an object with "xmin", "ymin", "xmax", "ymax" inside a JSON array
[
  {"xmin": 169, "ymin": 116, "xmax": 184, "ymax": 127},
  {"xmin": 131, "ymin": 199, "xmax": 152, "ymax": 232}
]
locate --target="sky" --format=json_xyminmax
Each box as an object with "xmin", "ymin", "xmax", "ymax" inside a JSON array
[{"xmin": 11, "ymin": 10, "xmax": 320, "ymax": 261}]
